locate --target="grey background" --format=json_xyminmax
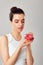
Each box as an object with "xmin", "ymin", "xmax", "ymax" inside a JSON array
[{"xmin": 0, "ymin": 0, "xmax": 43, "ymax": 65}]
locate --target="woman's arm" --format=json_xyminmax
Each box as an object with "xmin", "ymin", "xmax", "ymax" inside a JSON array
[
  {"xmin": 0, "ymin": 35, "xmax": 22, "ymax": 65},
  {"xmin": 26, "ymin": 45, "xmax": 34, "ymax": 65}
]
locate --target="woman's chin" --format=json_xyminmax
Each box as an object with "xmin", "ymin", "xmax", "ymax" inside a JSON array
[{"xmin": 18, "ymin": 29, "xmax": 23, "ymax": 33}]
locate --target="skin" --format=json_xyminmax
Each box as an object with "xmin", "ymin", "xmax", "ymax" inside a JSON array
[{"xmin": 0, "ymin": 14, "xmax": 34, "ymax": 65}]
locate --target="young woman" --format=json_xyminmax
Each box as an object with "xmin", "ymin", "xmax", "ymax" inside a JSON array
[{"xmin": 0, "ymin": 7, "xmax": 34, "ymax": 65}]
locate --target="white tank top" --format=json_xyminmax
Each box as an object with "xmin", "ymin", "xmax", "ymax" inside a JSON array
[{"xmin": 6, "ymin": 33, "xmax": 26, "ymax": 65}]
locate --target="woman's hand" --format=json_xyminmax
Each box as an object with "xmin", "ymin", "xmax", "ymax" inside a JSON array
[
  {"xmin": 20, "ymin": 39, "xmax": 33, "ymax": 48},
  {"xmin": 20, "ymin": 32, "xmax": 34, "ymax": 48}
]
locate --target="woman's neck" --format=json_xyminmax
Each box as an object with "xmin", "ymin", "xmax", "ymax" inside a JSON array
[{"xmin": 10, "ymin": 30, "xmax": 22, "ymax": 41}]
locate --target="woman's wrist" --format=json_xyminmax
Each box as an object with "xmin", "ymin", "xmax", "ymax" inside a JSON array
[
  {"xmin": 26, "ymin": 44, "xmax": 31, "ymax": 48},
  {"xmin": 19, "ymin": 43, "xmax": 23, "ymax": 50}
]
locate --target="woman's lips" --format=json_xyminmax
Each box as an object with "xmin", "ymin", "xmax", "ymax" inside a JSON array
[{"xmin": 18, "ymin": 27, "xmax": 23, "ymax": 29}]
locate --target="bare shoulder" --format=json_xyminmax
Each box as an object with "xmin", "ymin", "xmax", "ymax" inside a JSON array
[
  {"xmin": 0, "ymin": 35, "xmax": 8, "ymax": 40},
  {"xmin": 0, "ymin": 35, "xmax": 8, "ymax": 46}
]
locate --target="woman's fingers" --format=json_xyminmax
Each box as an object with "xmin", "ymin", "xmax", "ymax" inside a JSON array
[{"xmin": 21, "ymin": 39, "xmax": 33, "ymax": 47}]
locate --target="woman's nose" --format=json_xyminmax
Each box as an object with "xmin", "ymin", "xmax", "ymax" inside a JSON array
[{"xmin": 19, "ymin": 22, "xmax": 22, "ymax": 26}]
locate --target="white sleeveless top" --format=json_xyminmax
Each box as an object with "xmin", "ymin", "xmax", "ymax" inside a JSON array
[{"xmin": 6, "ymin": 33, "xmax": 26, "ymax": 65}]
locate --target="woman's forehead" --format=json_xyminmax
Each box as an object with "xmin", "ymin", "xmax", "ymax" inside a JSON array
[{"xmin": 13, "ymin": 14, "xmax": 25, "ymax": 20}]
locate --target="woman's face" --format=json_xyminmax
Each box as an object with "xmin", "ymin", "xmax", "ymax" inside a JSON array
[{"xmin": 11, "ymin": 14, "xmax": 25, "ymax": 33}]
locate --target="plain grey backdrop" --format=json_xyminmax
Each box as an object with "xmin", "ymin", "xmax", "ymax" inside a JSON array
[{"xmin": 0, "ymin": 0, "xmax": 43, "ymax": 65}]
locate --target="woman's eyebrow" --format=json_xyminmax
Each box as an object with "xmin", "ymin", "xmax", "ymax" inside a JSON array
[
  {"xmin": 22, "ymin": 19, "xmax": 25, "ymax": 20},
  {"xmin": 15, "ymin": 19, "xmax": 19, "ymax": 21},
  {"xmin": 15, "ymin": 19, "xmax": 25, "ymax": 21}
]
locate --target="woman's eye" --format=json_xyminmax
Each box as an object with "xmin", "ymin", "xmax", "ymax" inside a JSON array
[
  {"xmin": 22, "ymin": 21, "xmax": 24, "ymax": 23},
  {"xmin": 15, "ymin": 22, "xmax": 18, "ymax": 23},
  {"xmin": 15, "ymin": 21, "xmax": 18, "ymax": 23}
]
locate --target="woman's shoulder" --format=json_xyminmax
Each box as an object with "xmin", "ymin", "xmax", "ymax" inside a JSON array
[
  {"xmin": 0, "ymin": 35, "xmax": 8, "ymax": 40},
  {"xmin": 0, "ymin": 35, "xmax": 8, "ymax": 46}
]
